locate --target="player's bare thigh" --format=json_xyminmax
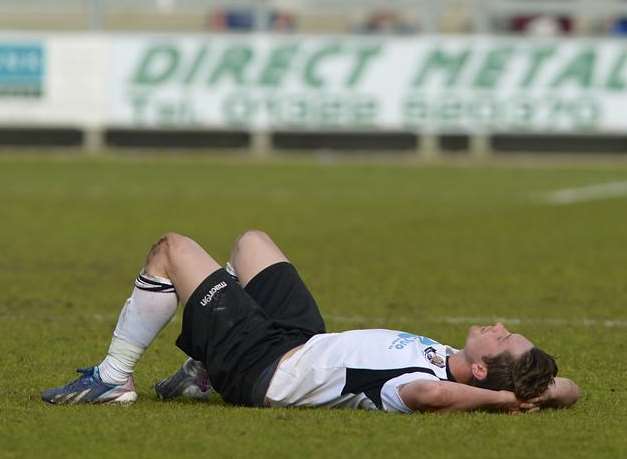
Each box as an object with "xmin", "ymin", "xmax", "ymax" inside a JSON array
[
  {"xmin": 229, "ymin": 230, "xmax": 289, "ymax": 287},
  {"xmin": 144, "ymin": 232, "xmax": 221, "ymax": 304}
]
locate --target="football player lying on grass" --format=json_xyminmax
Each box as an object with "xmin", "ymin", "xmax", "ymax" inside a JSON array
[{"xmin": 42, "ymin": 230, "xmax": 580, "ymax": 413}]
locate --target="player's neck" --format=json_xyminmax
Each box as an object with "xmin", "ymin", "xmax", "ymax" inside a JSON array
[{"xmin": 448, "ymin": 350, "xmax": 473, "ymax": 384}]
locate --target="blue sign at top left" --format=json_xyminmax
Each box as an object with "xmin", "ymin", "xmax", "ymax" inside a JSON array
[{"xmin": 0, "ymin": 43, "xmax": 45, "ymax": 97}]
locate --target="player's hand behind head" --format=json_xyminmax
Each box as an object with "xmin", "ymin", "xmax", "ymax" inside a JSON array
[{"xmin": 498, "ymin": 390, "xmax": 526, "ymax": 414}]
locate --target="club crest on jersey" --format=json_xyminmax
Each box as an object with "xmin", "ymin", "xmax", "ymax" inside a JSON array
[{"xmin": 424, "ymin": 346, "xmax": 446, "ymax": 368}]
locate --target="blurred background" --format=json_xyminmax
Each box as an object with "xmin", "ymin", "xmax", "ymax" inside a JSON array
[
  {"xmin": 2, "ymin": 0, "xmax": 627, "ymax": 155},
  {"xmin": 4, "ymin": 0, "xmax": 627, "ymax": 36}
]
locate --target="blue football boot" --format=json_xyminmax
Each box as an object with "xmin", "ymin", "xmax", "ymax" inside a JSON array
[{"xmin": 41, "ymin": 367, "xmax": 137, "ymax": 405}]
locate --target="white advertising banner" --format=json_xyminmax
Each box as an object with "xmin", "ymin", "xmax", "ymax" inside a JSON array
[
  {"xmin": 110, "ymin": 35, "xmax": 627, "ymax": 134},
  {"xmin": 3, "ymin": 33, "xmax": 627, "ymax": 134}
]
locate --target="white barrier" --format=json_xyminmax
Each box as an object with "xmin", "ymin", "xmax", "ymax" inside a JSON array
[{"xmin": 2, "ymin": 32, "xmax": 627, "ymax": 151}]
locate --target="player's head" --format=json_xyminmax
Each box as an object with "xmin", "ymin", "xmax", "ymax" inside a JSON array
[{"xmin": 464, "ymin": 323, "xmax": 558, "ymax": 399}]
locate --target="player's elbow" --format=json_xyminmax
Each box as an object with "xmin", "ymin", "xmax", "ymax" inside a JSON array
[
  {"xmin": 569, "ymin": 380, "xmax": 582, "ymax": 406},
  {"xmin": 555, "ymin": 377, "xmax": 581, "ymax": 408}
]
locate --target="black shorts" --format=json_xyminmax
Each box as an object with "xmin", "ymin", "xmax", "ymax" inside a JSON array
[{"xmin": 175, "ymin": 262, "xmax": 326, "ymax": 406}]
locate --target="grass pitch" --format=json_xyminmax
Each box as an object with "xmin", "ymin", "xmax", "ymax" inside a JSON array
[{"xmin": 0, "ymin": 153, "xmax": 626, "ymax": 459}]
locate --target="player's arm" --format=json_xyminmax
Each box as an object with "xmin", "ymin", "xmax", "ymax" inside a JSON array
[
  {"xmin": 398, "ymin": 380, "xmax": 521, "ymax": 413},
  {"xmin": 526, "ymin": 377, "xmax": 581, "ymax": 409}
]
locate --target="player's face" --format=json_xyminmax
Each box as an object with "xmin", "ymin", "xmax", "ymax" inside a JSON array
[{"xmin": 464, "ymin": 322, "xmax": 533, "ymax": 363}]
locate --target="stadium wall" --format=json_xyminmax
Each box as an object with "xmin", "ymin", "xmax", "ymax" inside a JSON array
[{"xmin": 1, "ymin": 32, "xmax": 627, "ymax": 153}]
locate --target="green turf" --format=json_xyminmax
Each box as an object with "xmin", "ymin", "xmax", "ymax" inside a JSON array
[{"xmin": 1, "ymin": 154, "xmax": 626, "ymax": 458}]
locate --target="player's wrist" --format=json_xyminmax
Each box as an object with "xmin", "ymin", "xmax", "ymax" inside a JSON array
[{"xmin": 497, "ymin": 390, "xmax": 519, "ymax": 411}]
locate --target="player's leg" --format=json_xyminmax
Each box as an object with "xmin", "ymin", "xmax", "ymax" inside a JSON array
[
  {"xmin": 42, "ymin": 232, "xmax": 220, "ymax": 405},
  {"xmin": 229, "ymin": 229, "xmax": 325, "ymax": 334},
  {"xmin": 155, "ymin": 230, "xmax": 287, "ymax": 402},
  {"xmin": 229, "ymin": 229, "xmax": 289, "ymax": 287},
  {"xmin": 114, "ymin": 232, "xmax": 219, "ymax": 401},
  {"xmin": 156, "ymin": 229, "xmax": 326, "ymax": 403},
  {"xmin": 103, "ymin": 232, "xmax": 219, "ymax": 388}
]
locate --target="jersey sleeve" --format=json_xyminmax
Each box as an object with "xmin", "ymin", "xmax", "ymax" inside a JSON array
[{"xmin": 380, "ymin": 371, "xmax": 440, "ymax": 413}]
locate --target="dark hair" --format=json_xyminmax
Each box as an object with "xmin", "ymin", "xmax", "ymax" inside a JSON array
[{"xmin": 471, "ymin": 347, "xmax": 558, "ymax": 400}]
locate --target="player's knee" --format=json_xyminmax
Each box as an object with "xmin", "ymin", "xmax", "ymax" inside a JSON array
[
  {"xmin": 234, "ymin": 229, "xmax": 271, "ymax": 255},
  {"xmin": 161, "ymin": 232, "xmax": 196, "ymax": 258},
  {"xmin": 144, "ymin": 232, "xmax": 198, "ymax": 278},
  {"xmin": 147, "ymin": 232, "xmax": 189, "ymax": 265}
]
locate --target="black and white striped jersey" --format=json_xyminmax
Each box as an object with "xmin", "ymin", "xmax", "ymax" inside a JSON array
[{"xmin": 265, "ymin": 329, "xmax": 458, "ymax": 413}]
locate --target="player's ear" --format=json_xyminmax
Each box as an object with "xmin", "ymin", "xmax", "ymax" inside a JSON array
[{"xmin": 471, "ymin": 361, "xmax": 487, "ymax": 381}]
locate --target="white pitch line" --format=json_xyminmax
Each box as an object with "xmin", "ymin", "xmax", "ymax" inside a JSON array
[
  {"xmin": 439, "ymin": 316, "xmax": 627, "ymax": 328},
  {"xmin": 544, "ymin": 180, "xmax": 627, "ymax": 205},
  {"xmin": 325, "ymin": 314, "xmax": 627, "ymax": 328},
  {"xmin": 84, "ymin": 312, "xmax": 627, "ymax": 328}
]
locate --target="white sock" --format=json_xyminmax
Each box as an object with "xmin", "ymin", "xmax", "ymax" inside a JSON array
[
  {"xmin": 98, "ymin": 271, "xmax": 178, "ymax": 385},
  {"xmin": 225, "ymin": 262, "xmax": 239, "ymax": 281}
]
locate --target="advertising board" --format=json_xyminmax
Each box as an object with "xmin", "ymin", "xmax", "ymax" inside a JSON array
[{"xmin": 110, "ymin": 35, "xmax": 627, "ymax": 133}]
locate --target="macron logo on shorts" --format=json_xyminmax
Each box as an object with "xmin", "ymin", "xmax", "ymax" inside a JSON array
[{"xmin": 200, "ymin": 281, "xmax": 228, "ymax": 307}]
